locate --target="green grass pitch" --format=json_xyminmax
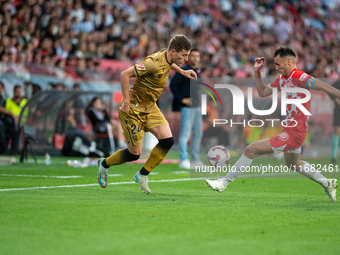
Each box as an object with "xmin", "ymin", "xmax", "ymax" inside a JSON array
[{"xmin": 0, "ymin": 155, "xmax": 339, "ymax": 255}]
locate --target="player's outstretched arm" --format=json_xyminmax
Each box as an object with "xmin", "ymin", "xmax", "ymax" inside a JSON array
[
  {"xmin": 313, "ymin": 80, "xmax": 340, "ymax": 100},
  {"xmin": 171, "ymin": 64, "xmax": 197, "ymax": 80},
  {"xmin": 254, "ymin": 57, "xmax": 272, "ymax": 98},
  {"xmin": 119, "ymin": 67, "xmax": 136, "ymax": 113}
]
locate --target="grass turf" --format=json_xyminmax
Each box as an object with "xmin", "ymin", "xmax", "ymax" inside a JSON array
[{"xmin": 0, "ymin": 156, "xmax": 339, "ymax": 255}]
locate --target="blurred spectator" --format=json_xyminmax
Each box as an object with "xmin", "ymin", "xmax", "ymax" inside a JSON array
[
  {"xmin": 72, "ymin": 83, "xmax": 81, "ymax": 91},
  {"xmin": 53, "ymin": 83, "xmax": 64, "ymax": 90},
  {"xmin": 5, "ymin": 85, "xmax": 27, "ymax": 154},
  {"xmin": 0, "ymin": 82, "xmax": 6, "ymax": 106},
  {"xmin": 14, "ymin": 52, "xmax": 30, "ymax": 79},
  {"xmin": 70, "ymin": 1, "xmax": 85, "ymax": 22},
  {"xmin": 32, "ymin": 50, "xmax": 42, "ymax": 64},
  {"xmin": 65, "ymin": 107, "xmax": 85, "ymax": 136},
  {"xmin": 55, "ymin": 59, "xmax": 67, "ymax": 79},
  {"xmin": 330, "ymin": 79, "xmax": 340, "ymax": 163},
  {"xmin": 74, "ymin": 57, "xmax": 86, "ymax": 78},
  {"xmin": 90, "ymin": 60, "xmax": 101, "ymax": 80},
  {"xmin": 0, "ymin": 81, "xmax": 15, "ymax": 154},
  {"xmin": 170, "ymin": 49, "xmax": 203, "ymax": 169},
  {"xmin": 0, "ymin": 52, "xmax": 9, "ymax": 74},
  {"xmin": 32, "ymin": 84, "xmax": 42, "ymax": 95},
  {"xmin": 79, "ymin": 10, "xmax": 94, "ymax": 33},
  {"xmin": 86, "ymin": 97, "xmax": 126, "ymax": 149},
  {"xmin": 85, "ymin": 97, "xmax": 110, "ymax": 134},
  {"xmin": 0, "ymin": 0, "xmax": 338, "ymax": 81}
]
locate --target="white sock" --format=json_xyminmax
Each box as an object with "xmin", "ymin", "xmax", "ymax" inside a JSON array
[
  {"xmin": 221, "ymin": 154, "xmax": 253, "ymax": 186},
  {"xmin": 298, "ymin": 161, "xmax": 328, "ymax": 188}
]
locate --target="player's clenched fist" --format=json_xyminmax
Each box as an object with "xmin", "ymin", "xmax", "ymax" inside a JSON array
[
  {"xmin": 183, "ymin": 70, "xmax": 197, "ymax": 80},
  {"xmin": 119, "ymin": 101, "xmax": 130, "ymax": 113},
  {"xmin": 254, "ymin": 57, "xmax": 265, "ymax": 71}
]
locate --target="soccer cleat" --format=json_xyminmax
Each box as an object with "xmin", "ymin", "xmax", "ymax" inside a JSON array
[
  {"xmin": 97, "ymin": 158, "xmax": 109, "ymax": 188},
  {"xmin": 133, "ymin": 171, "xmax": 151, "ymax": 194},
  {"xmin": 324, "ymin": 179, "xmax": 337, "ymax": 202},
  {"xmin": 205, "ymin": 179, "xmax": 226, "ymax": 193}
]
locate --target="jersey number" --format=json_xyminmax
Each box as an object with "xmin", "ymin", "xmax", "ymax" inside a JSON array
[{"xmin": 130, "ymin": 124, "xmax": 141, "ymax": 135}]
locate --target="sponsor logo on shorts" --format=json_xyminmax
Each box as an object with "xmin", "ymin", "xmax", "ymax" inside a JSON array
[{"xmin": 278, "ymin": 132, "xmax": 289, "ymax": 141}]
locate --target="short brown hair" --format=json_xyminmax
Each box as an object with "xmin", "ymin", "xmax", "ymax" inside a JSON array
[
  {"xmin": 168, "ymin": 35, "xmax": 191, "ymax": 52},
  {"xmin": 274, "ymin": 46, "xmax": 296, "ymax": 58}
]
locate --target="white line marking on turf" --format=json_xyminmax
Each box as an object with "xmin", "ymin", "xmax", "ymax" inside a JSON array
[
  {"xmin": 0, "ymin": 174, "xmax": 83, "ymax": 178},
  {"xmin": 240, "ymin": 172, "xmax": 297, "ymax": 178},
  {"xmin": 20, "ymin": 160, "xmax": 70, "ymax": 164},
  {"xmin": 108, "ymin": 174, "xmax": 123, "ymax": 177},
  {"xmin": 0, "ymin": 172, "xmax": 299, "ymax": 192},
  {"xmin": 0, "ymin": 177, "xmax": 206, "ymax": 192},
  {"xmin": 174, "ymin": 171, "xmax": 190, "ymax": 174}
]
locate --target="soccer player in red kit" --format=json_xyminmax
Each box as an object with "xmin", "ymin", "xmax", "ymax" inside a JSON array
[{"xmin": 206, "ymin": 46, "xmax": 340, "ymax": 202}]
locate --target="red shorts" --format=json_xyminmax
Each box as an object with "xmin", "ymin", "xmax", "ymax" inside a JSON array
[{"xmin": 269, "ymin": 130, "xmax": 307, "ymax": 154}]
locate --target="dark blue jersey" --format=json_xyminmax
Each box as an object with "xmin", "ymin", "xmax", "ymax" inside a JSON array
[{"xmin": 170, "ymin": 63, "xmax": 201, "ymax": 111}]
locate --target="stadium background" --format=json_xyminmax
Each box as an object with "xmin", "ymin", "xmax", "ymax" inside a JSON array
[
  {"xmin": 0, "ymin": 0, "xmax": 339, "ymax": 156},
  {"xmin": 1, "ymin": 1, "xmax": 340, "ymax": 255}
]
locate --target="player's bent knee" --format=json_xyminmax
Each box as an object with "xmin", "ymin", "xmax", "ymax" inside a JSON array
[
  {"xmin": 244, "ymin": 144, "xmax": 255, "ymax": 157},
  {"xmin": 123, "ymin": 148, "xmax": 140, "ymax": 162},
  {"xmin": 158, "ymin": 137, "xmax": 175, "ymax": 151},
  {"xmin": 244, "ymin": 144, "xmax": 262, "ymax": 159}
]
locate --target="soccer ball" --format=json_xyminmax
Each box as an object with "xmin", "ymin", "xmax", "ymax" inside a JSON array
[{"xmin": 207, "ymin": 146, "xmax": 231, "ymax": 167}]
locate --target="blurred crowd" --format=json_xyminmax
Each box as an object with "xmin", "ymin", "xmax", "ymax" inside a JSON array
[{"xmin": 0, "ymin": 0, "xmax": 339, "ymax": 81}]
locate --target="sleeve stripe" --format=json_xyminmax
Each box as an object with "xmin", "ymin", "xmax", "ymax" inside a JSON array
[
  {"xmin": 305, "ymin": 78, "xmax": 309, "ymax": 88},
  {"xmin": 133, "ymin": 65, "xmax": 139, "ymax": 77},
  {"xmin": 267, "ymin": 84, "xmax": 273, "ymax": 90}
]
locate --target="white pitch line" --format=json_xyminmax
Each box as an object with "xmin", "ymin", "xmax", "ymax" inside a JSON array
[
  {"xmin": 0, "ymin": 174, "xmax": 83, "ymax": 178},
  {"xmin": 16, "ymin": 160, "xmax": 70, "ymax": 165},
  {"xmin": 0, "ymin": 183, "xmax": 100, "ymax": 192},
  {"xmin": 0, "ymin": 177, "xmax": 206, "ymax": 192},
  {"xmin": 173, "ymin": 171, "xmax": 190, "ymax": 174},
  {"xmin": 240, "ymin": 172, "xmax": 297, "ymax": 178},
  {"xmin": 0, "ymin": 172, "xmax": 300, "ymax": 192}
]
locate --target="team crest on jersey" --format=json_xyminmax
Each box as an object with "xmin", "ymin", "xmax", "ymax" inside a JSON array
[
  {"xmin": 158, "ymin": 74, "xmax": 163, "ymax": 78},
  {"xmin": 279, "ymin": 132, "xmax": 289, "ymax": 141},
  {"xmin": 299, "ymin": 73, "xmax": 308, "ymax": 81},
  {"xmin": 137, "ymin": 64, "xmax": 146, "ymax": 70}
]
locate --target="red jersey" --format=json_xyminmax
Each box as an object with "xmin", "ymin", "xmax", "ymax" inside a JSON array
[{"xmin": 268, "ymin": 68, "xmax": 316, "ymax": 134}]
